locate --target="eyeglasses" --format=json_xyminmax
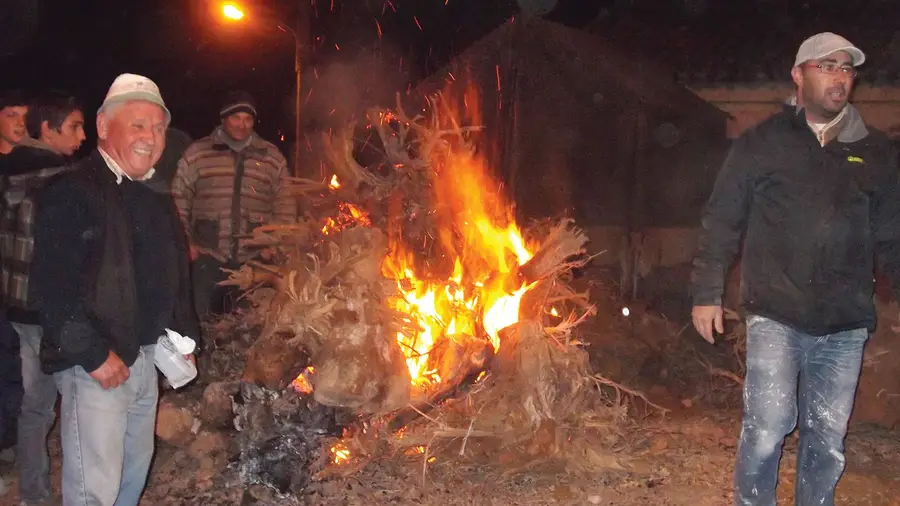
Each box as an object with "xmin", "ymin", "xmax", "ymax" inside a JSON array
[{"xmin": 802, "ymin": 62, "xmax": 858, "ymax": 78}]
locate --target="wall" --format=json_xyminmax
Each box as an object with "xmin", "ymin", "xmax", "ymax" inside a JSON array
[{"xmin": 693, "ymin": 84, "xmax": 900, "ymax": 139}]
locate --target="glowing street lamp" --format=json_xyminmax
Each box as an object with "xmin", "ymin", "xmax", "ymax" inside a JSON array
[{"xmin": 222, "ymin": 3, "xmax": 245, "ymax": 21}]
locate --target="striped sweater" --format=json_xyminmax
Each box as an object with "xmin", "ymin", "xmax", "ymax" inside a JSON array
[{"xmin": 172, "ymin": 128, "xmax": 296, "ymax": 263}]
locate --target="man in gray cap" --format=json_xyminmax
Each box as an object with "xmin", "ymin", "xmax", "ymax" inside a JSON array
[
  {"xmin": 30, "ymin": 73, "xmax": 198, "ymax": 506},
  {"xmin": 691, "ymin": 33, "xmax": 900, "ymax": 505}
]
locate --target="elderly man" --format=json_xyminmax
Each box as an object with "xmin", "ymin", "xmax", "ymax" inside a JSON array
[
  {"xmin": 172, "ymin": 91, "xmax": 296, "ymax": 317},
  {"xmin": 30, "ymin": 74, "xmax": 197, "ymax": 506},
  {"xmin": 691, "ymin": 33, "xmax": 900, "ymax": 505}
]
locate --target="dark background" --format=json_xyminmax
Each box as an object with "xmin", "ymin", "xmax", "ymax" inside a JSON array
[{"xmin": 0, "ymin": 0, "xmax": 610, "ymax": 148}]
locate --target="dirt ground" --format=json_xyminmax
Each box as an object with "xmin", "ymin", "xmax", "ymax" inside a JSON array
[{"xmin": 1, "ymin": 270, "xmax": 899, "ymax": 505}]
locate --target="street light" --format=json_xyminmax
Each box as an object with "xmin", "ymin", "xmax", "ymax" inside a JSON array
[
  {"xmin": 218, "ymin": 2, "xmax": 303, "ymax": 177},
  {"xmin": 222, "ymin": 3, "xmax": 245, "ymax": 21}
]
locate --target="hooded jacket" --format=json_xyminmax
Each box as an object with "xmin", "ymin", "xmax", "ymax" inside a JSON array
[
  {"xmin": 0, "ymin": 137, "xmax": 70, "ymax": 323},
  {"xmin": 691, "ymin": 104, "xmax": 900, "ymax": 336}
]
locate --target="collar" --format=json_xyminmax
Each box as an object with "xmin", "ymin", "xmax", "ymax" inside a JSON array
[
  {"xmin": 211, "ymin": 126, "xmax": 254, "ymax": 153},
  {"xmin": 784, "ymin": 96, "xmax": 869, "ymax": 145},
  {"xmin": 18, "ymin": 136, "xmax": 62, "ymax": 155},
  {"xmin": 97, "ymin": 148, "xmax": 155, "ymax": 185}
]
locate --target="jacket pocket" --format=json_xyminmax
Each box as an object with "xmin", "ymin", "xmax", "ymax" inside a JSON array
[{"xmin": 192, "ymin": 218, "xmax": 220, "ymax": 250}]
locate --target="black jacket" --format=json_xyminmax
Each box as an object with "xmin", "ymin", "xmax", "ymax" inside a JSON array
[
  {"xmin": 691, "ymin": 104, "xmax": 900, "ymax": 336},
  {"xmin": 31, "ymin": 151, "xmax": 198, "ymax": 374}
]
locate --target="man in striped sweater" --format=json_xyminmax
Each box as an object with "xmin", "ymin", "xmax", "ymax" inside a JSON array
[{"xmin": 172, "ymin": 91, "xmax": 296, "ymax": 317}]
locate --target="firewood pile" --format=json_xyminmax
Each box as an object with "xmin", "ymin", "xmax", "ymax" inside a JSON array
[{"xmin": 214, "ymin": 91, "xmax": 640, "ymax": 496}]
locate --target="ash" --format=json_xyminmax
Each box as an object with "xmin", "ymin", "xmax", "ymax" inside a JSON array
[{"xmin": 233, "ymin": 382, "xmax": 354, "ymax": 497}]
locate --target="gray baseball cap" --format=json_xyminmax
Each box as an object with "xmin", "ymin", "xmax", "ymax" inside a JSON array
[{"xmin": 794, "ymin": 32, "xmax": 866, "ymax": 68}]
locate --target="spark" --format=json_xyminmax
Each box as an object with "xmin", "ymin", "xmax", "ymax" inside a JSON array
[
  {"xmin": 495, "ymin": 65, "xmax": 501, "ymax": 91},
  {"xmin": 414, "ymin": 16, "xmax": 422, "ymax": 30},
  {"xmin": 375, "ymin": 19, "xmax": 383, "ymax": 39},
  {"xmin": 335, "ymin": 43, "xmax": 340, "ymax": 50},
  {"xmin": 622, "ymin": 307, "xmax": 630, "ymax": 317},
  {"xmin": 448, "ymin": 72, "xmax": 455, "ymax": 81}
]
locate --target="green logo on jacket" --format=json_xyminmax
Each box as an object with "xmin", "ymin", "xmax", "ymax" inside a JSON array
[{"xmin": 847, "ymin": 156, "xmax": 865, "ymax": 164}]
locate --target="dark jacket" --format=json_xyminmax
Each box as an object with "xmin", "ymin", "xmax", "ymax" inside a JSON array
[
  {"xmin": 30, "ymin": 151, "xmax": 198, "ymax": 374},
  {"xmin": 691, "ymin": 104, "xmax": 900, "ymax": 336},
  {"xmin": 0, "ymin": 138, "xmax": 70, "ymax": 324}
]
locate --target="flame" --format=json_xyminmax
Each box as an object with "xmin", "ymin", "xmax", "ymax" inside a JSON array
[
  {"xmin": 290, "ymin": 366, "xmax": 315, "ymax": 395},
  {"xmin": 330, "ymin": 443, "xmax": 351, "ymax": 465},
  {"xmin": 382, "ymin": 83, "xmax": 536, "ymax": 389},
  {"xmin": 329, "ymin": 174, "xmax": 341, "ymax": 189},
  {"xmin": 321, "ymin": 202, "xmax": 371, "ymax": 235}
]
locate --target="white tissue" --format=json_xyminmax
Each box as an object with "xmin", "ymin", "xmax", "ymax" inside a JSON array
[{"xmin": 164, "ymin": 328, "xmax": 196, "ymax": 355}]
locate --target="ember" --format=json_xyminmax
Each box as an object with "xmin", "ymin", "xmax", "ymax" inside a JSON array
[{"xmin": 329, "ymin": 442, "xmax": 352, "ymax": 465}]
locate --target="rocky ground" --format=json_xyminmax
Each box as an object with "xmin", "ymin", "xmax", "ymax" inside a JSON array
[{"xmin": 1, "ymin": 270, "xmax": 898, "ymax": 505}]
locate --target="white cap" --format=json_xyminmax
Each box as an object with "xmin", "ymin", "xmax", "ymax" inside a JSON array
[
  {"xmin": 794, "ymin": 32, "xmax": 866, "ymax": 68},
  {"xmin": 98, "ymin": 73, "xmax": 171, "ymax": 123}
]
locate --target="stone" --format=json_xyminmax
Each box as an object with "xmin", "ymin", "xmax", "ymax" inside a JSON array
[
  {"xmin": 188, "ymin": 431, "xmax": 230, "ymax": 460},
  {"xmin": 199, "ymin": 381, "xmax": 239, "ymax": 429},
  {"xmin": 156, "ymin": 402, "xmax": 196, "ymax": 446}
]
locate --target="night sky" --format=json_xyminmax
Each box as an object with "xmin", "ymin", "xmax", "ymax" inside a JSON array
[{"xmin": 0, "ymin": 0, "xmax": 611, "ymax": 149}]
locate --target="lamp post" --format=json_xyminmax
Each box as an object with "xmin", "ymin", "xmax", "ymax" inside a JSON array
[{"xmin": 220, "ymin": 2, "xmax": 303, "ymax": 176}]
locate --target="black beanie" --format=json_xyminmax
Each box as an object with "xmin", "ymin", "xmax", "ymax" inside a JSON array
[{"xmin": 220, "ymin": 91, "xmax": 258, "ymax": 119}]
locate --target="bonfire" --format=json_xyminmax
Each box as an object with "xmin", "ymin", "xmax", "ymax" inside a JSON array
[{"xmin": 215, "ymin": 83, "xmax": 642, "ymax": 495}]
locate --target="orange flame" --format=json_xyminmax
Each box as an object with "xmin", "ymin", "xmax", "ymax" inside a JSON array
[
  {"xmin": 329, "ymin": 174, "xmax": 341, "ymax": 189},
  {"xmin": 290, "ymin": 366, "xmax": 315, "ymax": 395},
  {"xmin": 382, "ymin": 83, "xmax": 535, "ymax": 389},
  {"xmin": 330, "ymin": 442, "xmax": 351, "ymax": 465},
  {"xmin": 321, "ymin": 202, "xmax": 371, "ymax": 235}
]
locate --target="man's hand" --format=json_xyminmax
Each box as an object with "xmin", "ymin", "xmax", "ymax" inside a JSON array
[
  {"xmin": 692, "ymin": 305, "xmax": 724, "ymax": 344},
  {"xmin": 184, "ymin": 354, "xmax": 196, "ymax": 367},
  {"xmin": 189, "ymin": 244, "xmax": 199, "ymax": 261},
  {"xmin": 88, "ymin": 351, "xmax": 130, "ymax": 389}
]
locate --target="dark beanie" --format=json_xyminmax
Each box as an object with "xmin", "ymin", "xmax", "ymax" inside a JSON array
[{"xmin": 220, "ymin": 91, "xmax": 258, "ymax": 119}]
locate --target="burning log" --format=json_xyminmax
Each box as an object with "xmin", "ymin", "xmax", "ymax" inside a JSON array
[
  {"xmin": 493, "ymin": 320, "xmax": 592, "ymax": 428},
  {"xmin": 386, "ymin": 337, "xmax": 494, "ymax": 432},
  {"xmin": 517, "ymin": 219, "xmax": 590, "ymax": 285},
  {"xmin": 313, "ymin": 303, "xmax": 412, "ymax": 414}
]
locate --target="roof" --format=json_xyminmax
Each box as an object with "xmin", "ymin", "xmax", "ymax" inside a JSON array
[
  {"xmin": 586, "ymin": 2, "xmax": 900, "ymax": 88},
  {"xmin": 416, "ymin": 16, "xmax": 727, "ymax": 123}
]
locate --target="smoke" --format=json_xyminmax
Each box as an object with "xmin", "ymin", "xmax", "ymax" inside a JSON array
[{"xmin": 292, "ymin": 43, "xmax": 411, "ymax": 132}]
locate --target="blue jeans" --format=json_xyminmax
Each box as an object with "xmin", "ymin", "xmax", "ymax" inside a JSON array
[
  {"xmin": 55, "ymin": 345, "xmax": 158, "ymax": 506},
  {"xmin": 735, "ymin": 315, "xmax": 866, "ymax": 506},
  {"xmin": 13, "ymin": 323, "xmax": 58, "ymax": 503}
]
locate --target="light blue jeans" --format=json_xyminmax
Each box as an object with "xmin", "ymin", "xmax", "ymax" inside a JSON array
[
  {"xmin": 13, "ymin": 323, "xmax": 58, "ymax": 503},
  {"xmin": 54, "ymin": 345, "xmax": 158, "ymax": 506},
  {"xmin": 735, "ymin": 315, "xmax": 867, "ymax": 506}
]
